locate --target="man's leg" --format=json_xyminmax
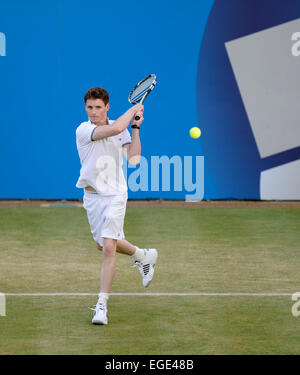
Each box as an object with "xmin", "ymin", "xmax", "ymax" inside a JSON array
[
  {"xmin": 92, "ymin": 238, "xmax": 117, "ymax": 325},
  {"xmin": 97, "ymin": 239, "xmax": 157, "ymax": 288},
  {"xmin": 100, "ymin": 238, "xmax": 117, "ymax": 293},
  {"xmin": 96, "ymin": 239, "xmax": 143, "ymax": 258},
  {"xmin": 116, "ymin": 239, "xmax": 136, "ymax": 256}
]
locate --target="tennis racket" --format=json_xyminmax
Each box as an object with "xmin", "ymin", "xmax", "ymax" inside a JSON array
[{"xmin": 128, "ymin": 74, "xmax": 157, "ymax": 121}]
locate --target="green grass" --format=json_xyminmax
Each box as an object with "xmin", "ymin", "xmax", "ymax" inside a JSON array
[{"xmin": 0, "ymin": 205, "xmax": 300, "ymax": 354}]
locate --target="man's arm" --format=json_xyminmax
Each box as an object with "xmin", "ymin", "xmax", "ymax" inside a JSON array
[
  {"xmin": 123, "ymin": 111, "xmax": 143, "ymax": 166},
  {"xmin": 92, "ymin": 104, "xmax": 144, "ymax": 141}
]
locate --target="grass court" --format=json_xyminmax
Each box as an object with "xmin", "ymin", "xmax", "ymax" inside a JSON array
[{"xmin": 0, "ymin": 202, "xmax": 300, "ymax": 354}]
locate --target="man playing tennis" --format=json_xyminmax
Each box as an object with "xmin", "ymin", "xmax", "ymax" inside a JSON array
[{"xmin": 75, "ymin": 87, "xmax": 158, "ymax": 325}]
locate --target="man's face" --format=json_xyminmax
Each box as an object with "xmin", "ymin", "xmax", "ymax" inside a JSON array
[{"xmin": 85, "ymin": 98, "xmax": 109, "ymax": 125}]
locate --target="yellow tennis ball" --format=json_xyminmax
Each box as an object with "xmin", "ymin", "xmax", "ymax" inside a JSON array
[{"xmin": 189, "ymin": 127, "xmax": 201, "ymax": 139}]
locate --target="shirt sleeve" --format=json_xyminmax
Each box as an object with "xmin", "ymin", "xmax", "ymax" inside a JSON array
[
  {"xmin": 76, "ymin": 122, "xmax": 97, "ymax": 147},
  {"xmin": 121, "ymin": 128, "xmax": 132, "ymax": 147}
]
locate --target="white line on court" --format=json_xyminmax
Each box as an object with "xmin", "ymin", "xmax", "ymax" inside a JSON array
[{"xmin": 3, "ymin": 292, "xmax": 292, "ymax": 297}]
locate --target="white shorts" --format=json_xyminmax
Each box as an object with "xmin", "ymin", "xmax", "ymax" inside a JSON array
[{"xmin": 83, "ymin": 191, "xmax": 127, "ymax": 247}]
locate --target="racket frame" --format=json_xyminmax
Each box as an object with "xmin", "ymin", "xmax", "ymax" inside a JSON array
[{"xmin": 128, "ymin": 74, "xmax": 157, "ymax": 105}]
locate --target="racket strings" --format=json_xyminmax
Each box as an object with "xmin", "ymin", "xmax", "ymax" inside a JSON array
[
  {"xmin": 130, "ymin": 85, "xmax": 151, "ymax": 102},
  {"xmin": 128, "ymin": 74, "xmax": 157, "ymax": 104}
]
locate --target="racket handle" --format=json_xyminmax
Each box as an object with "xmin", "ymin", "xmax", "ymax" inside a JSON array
[{"xmin": 134, "ymin": 96, "xmax": 146, "ymax": 121}]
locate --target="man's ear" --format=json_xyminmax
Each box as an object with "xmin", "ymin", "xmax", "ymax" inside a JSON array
[{"xmin": 106, "ymin": 103, "xmax": 110, "ymax": 111}]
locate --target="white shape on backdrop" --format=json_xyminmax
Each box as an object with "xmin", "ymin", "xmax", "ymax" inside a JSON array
[
  {"xmin": 225, "ymin": 18, "xmax": 300, "ymax": 199},
  {"xmin": 260, "ymin": 159, "xmax": 300, "ymax": 200},
  {"xmin": 225, "ymin": 18, "xmax": 300, "ymax": 158}
]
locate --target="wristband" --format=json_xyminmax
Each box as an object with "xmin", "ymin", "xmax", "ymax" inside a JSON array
[{"xmin": 131, "ymin": 124, "xmax": 140, "ymax": 129}]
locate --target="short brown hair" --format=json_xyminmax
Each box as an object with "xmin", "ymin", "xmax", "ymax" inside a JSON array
[{"xmin": 84, "ymin": 87, "xmax": 109, "ymax": 105}]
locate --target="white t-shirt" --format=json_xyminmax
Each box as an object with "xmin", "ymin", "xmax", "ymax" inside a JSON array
[{"xmin": 76, "ymin": 120, "xmax": 131, "ymax": 196}]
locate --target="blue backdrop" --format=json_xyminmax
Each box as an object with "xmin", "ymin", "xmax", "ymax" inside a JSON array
[
  {"xmin": 0, "ymin": 0, "xmax": 213, "ymax": 199},
  {"xmin": 1, "ymin": 0, "xmax": 299, "ymax": 200}
]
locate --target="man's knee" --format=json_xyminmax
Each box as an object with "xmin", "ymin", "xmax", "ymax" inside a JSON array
[{"xmin": 103, "ymin": 239, "xmax": 117, "ymax": 257}]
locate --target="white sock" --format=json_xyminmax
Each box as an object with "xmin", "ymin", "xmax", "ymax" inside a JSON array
[
  {"xmin": 98, "ymin": 292, "xmax": 109, "ymax": 306},
  {"xmin": 132, "ymin": 246, "xmax": 145, "ymax": 262}
]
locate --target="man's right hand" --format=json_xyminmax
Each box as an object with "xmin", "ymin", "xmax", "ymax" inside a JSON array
[{"xmin": 130, "ymin": 103, "xmax": 144, "ymax": 116}]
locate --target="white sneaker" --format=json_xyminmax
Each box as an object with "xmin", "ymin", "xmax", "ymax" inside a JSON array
[
  {"xmin": 89, "ymin": 302, "xmax": 108, "ymax": 325},
  {"xmin": 132, "ymin": 248, "xmax": 158, "ymax": 288}
]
